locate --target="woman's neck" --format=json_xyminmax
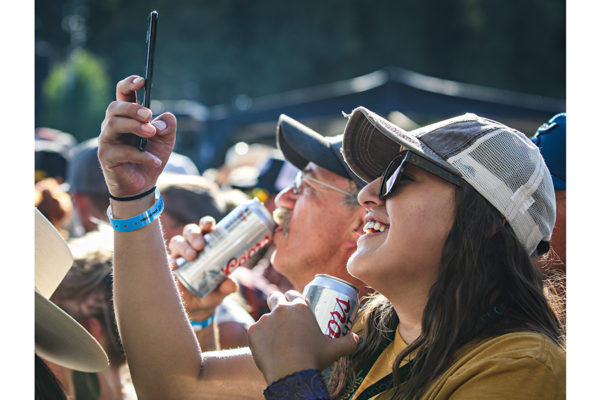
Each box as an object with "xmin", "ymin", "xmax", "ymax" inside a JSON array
[{"xmin": 389, "ymin": 292, "xmax": 428, "ymax": 345}]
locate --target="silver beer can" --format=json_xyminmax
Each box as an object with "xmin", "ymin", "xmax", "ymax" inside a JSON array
[
  {"xmin": 174, "ymin": 198, "xmax": 275, "ymax": 297},
  {"xmin": 303, "ymin": 274, "xmax": 360, "ymax": 338}
]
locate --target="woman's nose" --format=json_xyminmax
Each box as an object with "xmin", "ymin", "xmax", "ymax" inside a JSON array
[{"xmin": 357, "ymin": 177, "xmax": 384, "ymax": 208}]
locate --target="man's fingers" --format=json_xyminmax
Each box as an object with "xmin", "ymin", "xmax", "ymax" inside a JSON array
[
  {"xmin": 267, "ymin": 291, "xmax": 287, "ymax": 311},
  {"xmin": 168, "ymin": 235, "xmax": 198, "ymax": 260},
  {"xmin": 182, "ymin": 223, "xmax": 207, "ymax": 252},
  {"xmin": 116, "ymin": 75, "xmax": 144, "ymax": 102},
  {"xmin": 198, "ymin": 216, "xmax": 216, "ymax": 234}
]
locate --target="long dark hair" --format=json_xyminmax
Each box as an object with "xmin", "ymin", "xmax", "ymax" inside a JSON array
[{"xmin": 330, "ymin": 185, "xmax": 564, "ymax": 400}]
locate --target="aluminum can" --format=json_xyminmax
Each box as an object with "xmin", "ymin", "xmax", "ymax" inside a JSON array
[
  {"xmin": 303, "ymin": 274, "xmax": 360, "ymax": 338},
  {"xmin": 174, "ymin": 198, "xmax": 275, "ymax": 298}
]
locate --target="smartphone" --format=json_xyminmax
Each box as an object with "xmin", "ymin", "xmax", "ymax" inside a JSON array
[{"xmin": 137, "ymin": 10, "xmax": 159, "ymax": 151}]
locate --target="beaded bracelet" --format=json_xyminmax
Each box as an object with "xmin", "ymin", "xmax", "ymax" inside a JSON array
[{"xmin": 106, "ymin": 188, "xmax": 164, "ymax": 232}]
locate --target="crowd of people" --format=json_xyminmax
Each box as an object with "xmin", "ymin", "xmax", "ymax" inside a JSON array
[{"xmin": 34, "ymin": 74, "xmax": 566, "ymax": 399}]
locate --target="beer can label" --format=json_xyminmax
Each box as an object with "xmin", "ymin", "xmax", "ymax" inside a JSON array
[
  {"xmin": 174, "ymin": 198, "xmax": 274, "ymax": 297},
  {"xmin": 303, "ymin": 274, "xmax": 359, "ymax": 338}
]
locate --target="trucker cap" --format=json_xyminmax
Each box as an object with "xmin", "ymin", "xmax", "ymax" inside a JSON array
[
  {"xmin": 531, "ymin": 113, "xmax": 566, "ymax": 191},
  {"xmin": 276, "ymin": 115, "xmax": 365, "ymax": 188},
  {"xmin": 342, "ymin": 106, "xmax": 556, "ymax": 257}
]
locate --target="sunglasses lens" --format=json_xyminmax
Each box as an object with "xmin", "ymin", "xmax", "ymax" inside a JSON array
[
  {"xmin": 293, "ymin": 171, "xmax": 302, "ymax": 194},
  {"xmin": 380, "ymin": 155, "xmax": 406, "ymax": 199},
  {"xmin": 384, "ymin": 167, "xmax": 402, "ymax": 197}
]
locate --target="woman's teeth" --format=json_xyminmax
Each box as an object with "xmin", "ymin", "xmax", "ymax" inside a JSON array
[{"xmin": 363, "ymin": 221, "xmax": 387, "ymax": 234}]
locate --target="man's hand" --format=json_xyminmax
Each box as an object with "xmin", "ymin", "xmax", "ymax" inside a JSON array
[
  {"xmin": 248, "ymin": 290, "xmax": 359, "ymax": 384},
  {"xmin": 169, "ymin": 216, "xmax": 238, "ymax": 320},
  {"xmin": 98, "ymin": 75, "xmax": 176, "ymax": 197}
]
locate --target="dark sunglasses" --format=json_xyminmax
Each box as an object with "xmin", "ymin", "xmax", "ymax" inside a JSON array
[{"xmin": 379, "ymin": 151, "xmax": 464, "ymax": 200}]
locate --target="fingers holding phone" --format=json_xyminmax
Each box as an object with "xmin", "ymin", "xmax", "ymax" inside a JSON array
[{"xmin": 99, "ymin": 74, "xmax": 176, "ymax": 198}]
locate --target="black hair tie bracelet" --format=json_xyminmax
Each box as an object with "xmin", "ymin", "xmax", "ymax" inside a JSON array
[{"xmin": 109, "ymin": 186, "xmax": 156, "ymax": 202}]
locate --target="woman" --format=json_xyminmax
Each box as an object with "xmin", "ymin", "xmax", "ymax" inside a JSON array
[{"xmin": 247, "ymin": 107, "xmax": 565, "ymax": 399}]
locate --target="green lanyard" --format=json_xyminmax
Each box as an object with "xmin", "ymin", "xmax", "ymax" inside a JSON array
[{"xmin": 354, "ymin": 360, "xmax": 413, "ymax": 400}]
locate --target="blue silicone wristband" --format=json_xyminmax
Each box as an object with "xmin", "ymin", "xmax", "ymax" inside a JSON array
[
  {"xmin": 107, "ymin": 188, "xmax": 164, "ymax": 232},
  {"xmin": 190, "ymin": 314, "xmax": 216, "ymax": 331}
]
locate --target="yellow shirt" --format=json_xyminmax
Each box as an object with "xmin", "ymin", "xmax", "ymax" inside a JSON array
[{"xmin": 351, "ymin": 330, "xmax": 565, "ymax": 400}]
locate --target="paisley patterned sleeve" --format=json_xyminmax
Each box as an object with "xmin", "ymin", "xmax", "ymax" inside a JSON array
[{"xmin": 263, "ymin": 369, "xmax": 330, "ymax": 400}]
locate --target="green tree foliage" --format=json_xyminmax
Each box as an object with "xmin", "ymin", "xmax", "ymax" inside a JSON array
[
  {"xmin": 36, "ymin": 0, "xmax": 565, "ymax": 124},
  {"xmin": 41, "ymin": 48, "xmax": 111, "ymax": 142}
]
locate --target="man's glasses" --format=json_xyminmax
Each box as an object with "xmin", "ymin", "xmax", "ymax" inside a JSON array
[
  {"xmin": 293, "ymin": 170, "xmax": 354, "ymax": 197},
  {"xmin": 379, "ymin": 151, "xmax": 464, "ymax": 200}
]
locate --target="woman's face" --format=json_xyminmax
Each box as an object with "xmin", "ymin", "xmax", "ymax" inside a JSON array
[{"xmin": 347, "ymin": 162, "xmax": 457, "ymax": 302}]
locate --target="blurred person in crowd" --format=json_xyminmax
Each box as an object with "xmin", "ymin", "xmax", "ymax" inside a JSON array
[
  {"xmin": 35, "ymin": 177, "xmax": 73, "ymax": 238},
  {"xmin": 249, "ymin": 108, "xmax": 565, "ymax": 399},
  {"xmin": 158, "ymin": 173, "xmax": 226, "ymax": 242},
  {"xmin": 35, "ymin": 139, "xmax": 71, "ymax": 184},
  {"xmin": 205, "ymin": 142, "xmax": 277, "ymax": 187},
  {"xmin": 48, "ymin": 229, "xmax": 136, "ymax": 400},
  {"xmin": 67, "ymin": 138, "xmax": 111, "ymax": 235},
  {"xmin": 235, "ymin": 156, "xmax": 299, "ymax": 214},
  {"xmin": 532, "ymin": 113, "xmax": 566, "ymax": 273},
  {"xmin": 35, "ymin": 127, "xmax": 77, "ymax": 183},
  {"xmin": 158, "ymin": 172, "xmax": 255, "ymax": 351},
  {"xmin": 94, "ymin": 75, "xmax": 369, "ymax": 398},
  {"xmin": 532, "ymin": 112, "xmax": 566, "ymax": 328},
  {"xmin": 35, "ymin": 208, "xmax": 108, "ymax": 399}
]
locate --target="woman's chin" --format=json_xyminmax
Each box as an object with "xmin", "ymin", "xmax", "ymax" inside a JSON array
[{"xmin": 347, "ymin": 250, "xmax": 369, "ymax": 280}]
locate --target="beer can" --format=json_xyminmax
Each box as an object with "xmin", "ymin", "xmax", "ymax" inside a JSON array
[
  {"xmin": 173, "ymin": 198, "xmax": 275, "ymax": 298},
  {"xmin": 303, "ymin": 274, "xmax": 360, "ymax": 338}
]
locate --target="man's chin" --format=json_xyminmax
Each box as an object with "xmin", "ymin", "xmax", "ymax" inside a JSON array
[{"xmin": 269, "ymin": 247, "xmax": 286, "ymax": 274}]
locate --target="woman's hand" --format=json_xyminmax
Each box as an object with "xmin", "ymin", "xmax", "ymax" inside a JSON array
[
  {"xmin": 98, "ymin": 75, "xmax": 176, "ymax": 197},
  {"xmin": 248, "ymin": 290, "xmax": 359, "ymax": 384}
]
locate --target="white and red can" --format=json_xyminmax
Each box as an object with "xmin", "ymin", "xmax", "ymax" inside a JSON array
[
  {"xmin": 173, "ymin": 198, "xmax": 275, "ymax": 298},
  {"xmin": 303, "ymin": 274, "xmax": 360, "ymax": 338}
]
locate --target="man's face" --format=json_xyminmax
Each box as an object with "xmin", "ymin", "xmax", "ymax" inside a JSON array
[{"xmin": 270, "ymin": 162, "xmax": 365, "ymax": 292}]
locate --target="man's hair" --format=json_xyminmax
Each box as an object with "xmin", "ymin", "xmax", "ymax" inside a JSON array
[{"xmin": 329, "ymin": 185, "xmax": 563, "ymax": 400}]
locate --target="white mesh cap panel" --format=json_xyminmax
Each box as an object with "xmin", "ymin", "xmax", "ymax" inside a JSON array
[{"xmin": 447, "ymin": 125, "xmax": 556, "ymax": 256}]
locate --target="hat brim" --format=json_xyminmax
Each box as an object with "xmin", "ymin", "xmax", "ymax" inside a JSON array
[
  {"xmin": 277, "ymin": 115, "xmax": 365, "ymax": 187},
  {"xmin": 35, "ymin": 290, "xmax": 109, "ymax": 372},
  {"xmin": 35, "ymin": 209, "xmax": 73, "ymax": 298},
  {"xmin": 341, "ymin": 107, "xmax": 459, "ymax": 183}
]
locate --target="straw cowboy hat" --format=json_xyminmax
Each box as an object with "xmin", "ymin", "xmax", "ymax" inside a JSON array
[{"xmin": 35, "ymin": 208, "xmax": 109, "ymax": 372}]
